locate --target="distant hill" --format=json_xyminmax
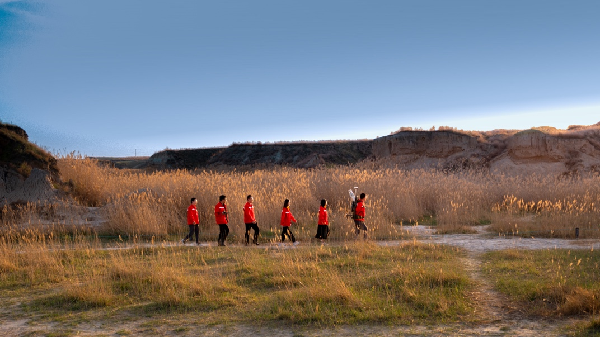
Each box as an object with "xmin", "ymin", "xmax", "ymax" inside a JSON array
[
  {"xmin": 145, "ymin": 141, "xmax": 373, "ymax": 169},
  {"xmin": 140, "ymin": 123, "xmax": 600, "ymax": 175}
]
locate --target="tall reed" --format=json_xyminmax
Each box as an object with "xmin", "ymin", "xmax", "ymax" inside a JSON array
[{"xmin": 43, "ymin": 155, "xmax": 600, "ymax": 239}]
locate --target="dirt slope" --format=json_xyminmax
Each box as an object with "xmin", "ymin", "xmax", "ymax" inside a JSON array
[{"xmin": 0, "ymin": 122, "xmax": 59, "ymax": 204}]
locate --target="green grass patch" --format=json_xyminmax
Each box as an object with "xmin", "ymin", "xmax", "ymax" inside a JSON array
[
  {"xmin": 1, "ymin": 241, "xmax": 474, "ymax": 325},
  {"xmin": 482, "ymin": 249, "xmax": 600, "ymax": 317},
  {"xmin": 565, "ymin": 317, "xmax": 600, "ymax": 337}
]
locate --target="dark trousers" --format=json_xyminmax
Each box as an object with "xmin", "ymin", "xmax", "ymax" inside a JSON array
[
  {"xmin": 315, "ymin": 225, "xmax": 329, "ymax": 239},
  {"xmin": 218, "ymin": 224, "xmax": 229, "ymax": 244},
  {"xmin": 354, "ymin": 220, "xmax": 368, "ymax": 238},
  {"xmin": 281, "ymin": 226, "xmax": 295, "ymax": 243},
  {"xmin": 245, "ymin": 222, "xmax": 260, "ymax": 243},
  {"xmin": 184, "ymin": 224, "xmax": 199, "ymax": 243}
]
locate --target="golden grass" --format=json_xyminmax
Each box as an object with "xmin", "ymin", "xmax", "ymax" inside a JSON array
[
  {"xmin": 0, "ymin": 237, "xmax": 474, "ymax": 324},
  {"xmin": 490, "ymin": 193, "xmax": 600, "ymax": 238},
  {"xmin": 483, "ymin": 249, "xmax": 600, "ymax": 317},
  {"xmin": 56, "ymin": 155, "xmax": 600, "ymax": 238},
  {"xmin": 3, "ymin": 155, "xmax": 599, "ymax": 239}
]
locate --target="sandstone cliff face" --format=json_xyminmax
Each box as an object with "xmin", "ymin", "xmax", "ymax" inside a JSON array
[
  {"xmin": 0, "ymin": 168, "xmax": 58, "ymax": 204},
  {"xmin": 143, "ymin": 126, "xmax": 600, "ymax": 175},
  {"xmin": 373, "ymin": 131, "xmax": 478, "ymax": 158},
  {"xmin": 372, "ymin": 128, "xmax": 600, "ymax": 174},
  {"xmin": 489, "ymin": 129, "xmax": 600, "ymax": 174},
  {"xmin": 0, "ymin": 123, "xmax": 60, "ymax": 205},
  {"xmin": 372, "ymin": 131, "xmax": 498, "ymax": 170}
]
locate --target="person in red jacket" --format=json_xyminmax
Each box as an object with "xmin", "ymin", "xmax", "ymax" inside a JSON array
[
  {"xmin": 315, "ymin": 199, "xmax": 329, "ymax": 240},
  {"xmin": 280, "ymin": 199, "xmax": 297, "ymax": 243},
  {"xmin": 243, "ymin": 195, "xmax": 260, "ymax": 245},
  {"xmin": 215, "ymin": 195, "xmax": 229, "ymax": 246},
  {"xmin": 181, "ymin": 197, "xmax": 200, "ymax": 244},
  {"xmin": 354, "ymin": 193, "xmax": 367, "ymax": 239}
]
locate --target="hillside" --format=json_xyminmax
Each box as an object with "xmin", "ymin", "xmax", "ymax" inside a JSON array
[
  {"xmin": 146, "ymin": 141, "xmax": 372, "ymax": 169},
  {"xmin": 0, "ymin": 122, "xmax": 60, "ymax": 204},
  {"xmin": 143, "ymin": 123, "xmax": 600, "ymax": 175},
  {"xmin": 0, "ymin": 122, "xmax": 58, "ymax": 177},
  {"xmin": 373, "ymin": 125, "xmax": 600, "ymax": 174}
]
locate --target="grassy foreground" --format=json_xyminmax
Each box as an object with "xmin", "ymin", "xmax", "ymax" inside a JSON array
[
  {"xmin": 482, "ymin": 249, "xmax": 600, "ymax": 317},
  {"xmin": 0, "ymin": 240, "xmax": 474, "ymax": 326}
]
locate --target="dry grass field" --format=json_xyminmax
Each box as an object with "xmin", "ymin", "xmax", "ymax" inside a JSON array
[
  {"xmin": 0, "ymin": 239, "xmax": 473, "ymax": 325},
  {"xmin": 31, "ymin": 155, "xmax": 599, "ymax": 240},
  {"xmin": 2, "ymin": 156, "xmax": 600, "ymax": 335},
  {"xmin": 483, "ymin": 249, "xmax": 600, "ymax": 317}
]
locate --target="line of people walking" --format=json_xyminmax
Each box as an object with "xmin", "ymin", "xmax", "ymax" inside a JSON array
[{"xmin": 181, "ymin": 193, "xmax": 367, "ymax": 246}]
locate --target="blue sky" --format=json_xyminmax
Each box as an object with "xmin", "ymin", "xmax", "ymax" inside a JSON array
[{"xmin": 1, "ymin": 0, "xmax": 599, "ymax": 157}]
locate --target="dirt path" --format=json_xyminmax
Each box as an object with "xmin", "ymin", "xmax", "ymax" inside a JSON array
[
  {"xmin": 5, "ymin": 225, "xmax": 598, "ymax": 336},
  {"xmin": 390, "ymin": 224, "xmax": 599, "ymax": 252},
  {"xmin": 462, "ymin": 252, "xmax": 509, "ymax": 323},
  {"xmin": 0, "ymin": 318, "xmax": 581, "ymax": 336}
]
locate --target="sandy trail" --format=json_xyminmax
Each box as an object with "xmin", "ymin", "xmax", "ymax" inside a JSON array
[{"xmin": 384, "ymin": 225, "xmax": 599, "ymax": 252}]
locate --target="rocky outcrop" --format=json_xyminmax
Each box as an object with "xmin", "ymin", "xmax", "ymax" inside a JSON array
[
  {"xmin": 372, "ymin": 131, "xmax": 499, "ymax": 170},
  {"xmin": 489, "ymin": 129, "xmax": 600, "ymax": 174},
  {"xmin": 372, "ymin": 128, "xmax": 600, "ymax": 174},
  {"xmin": 0, "ymin": 122, "xmax": 60, "ymax": 205},
  {"xmin": 0, "ymin": 167, "xmax": 58, "ymax": 205}
]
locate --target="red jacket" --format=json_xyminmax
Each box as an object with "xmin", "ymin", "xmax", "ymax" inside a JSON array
[
  {"xmin": 214, "ymin": 202, "xmax": 228, "ymax": 224},
  {"xmin": 355, "ymin": 199, "xmax": 365, "ymax": 221},
  {"xmin": 243, "ymin": 202, "xmax": 256, "ymax": 223},
  {"xmin": 187, "ymin": 204, "xmax": 199, "ymax": 225},
  {"xmin": 318, "ymin": 206, "xmax": 328, "ymax": 225},
  {"xmin": 280, "ymin": 207, "xmax": 296, "ymax": 227}
]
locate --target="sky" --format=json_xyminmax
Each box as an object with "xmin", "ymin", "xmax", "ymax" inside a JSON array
[{"xmin": 1, "ymin": 0, "xmax": 599, "ymax": 157}]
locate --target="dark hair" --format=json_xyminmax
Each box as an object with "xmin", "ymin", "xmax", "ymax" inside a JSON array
[
  {"xmin": 320, "ymin": 199, "xmax": 326, "ymax": 207},
  {"xmin": 219, "ymin": 195, "xmax": 226, "ymax": 202},
  {"xmin": 247, "ymin": 195, "xmax": 252, "ymax": 200},
  {"xmin": 190, "ymin": 197, "xmax": 196, "ymax": 203},
  {"xmin": 283, "ymin": 199, "xmax": 290, "ymax": 208},
  {"xmin": 360, "ymin": 193, "xmax": 366, "ymax": 199}
]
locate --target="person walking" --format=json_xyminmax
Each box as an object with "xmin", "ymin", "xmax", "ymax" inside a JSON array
[
  {"xmin": 243, "ymin": 195, "xmax": 260, "ymax": 245},
  {"xmin": 315, "ymin": 199, "xmax": 329, "ymax": 241},
  {"xmin": 354, "ymin": 193, "xmax": 367, "ymax": 239},
  {"xmin": 181, "ymin": 197, "xmax": 200, "ymax": 244},
  {"xmin": 215, "ymin": 195, "xmax": 229, "ymax": 246},
  {"xmin": 280, "ymin": 199, "xmax": 297, "ymax": 244}
]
